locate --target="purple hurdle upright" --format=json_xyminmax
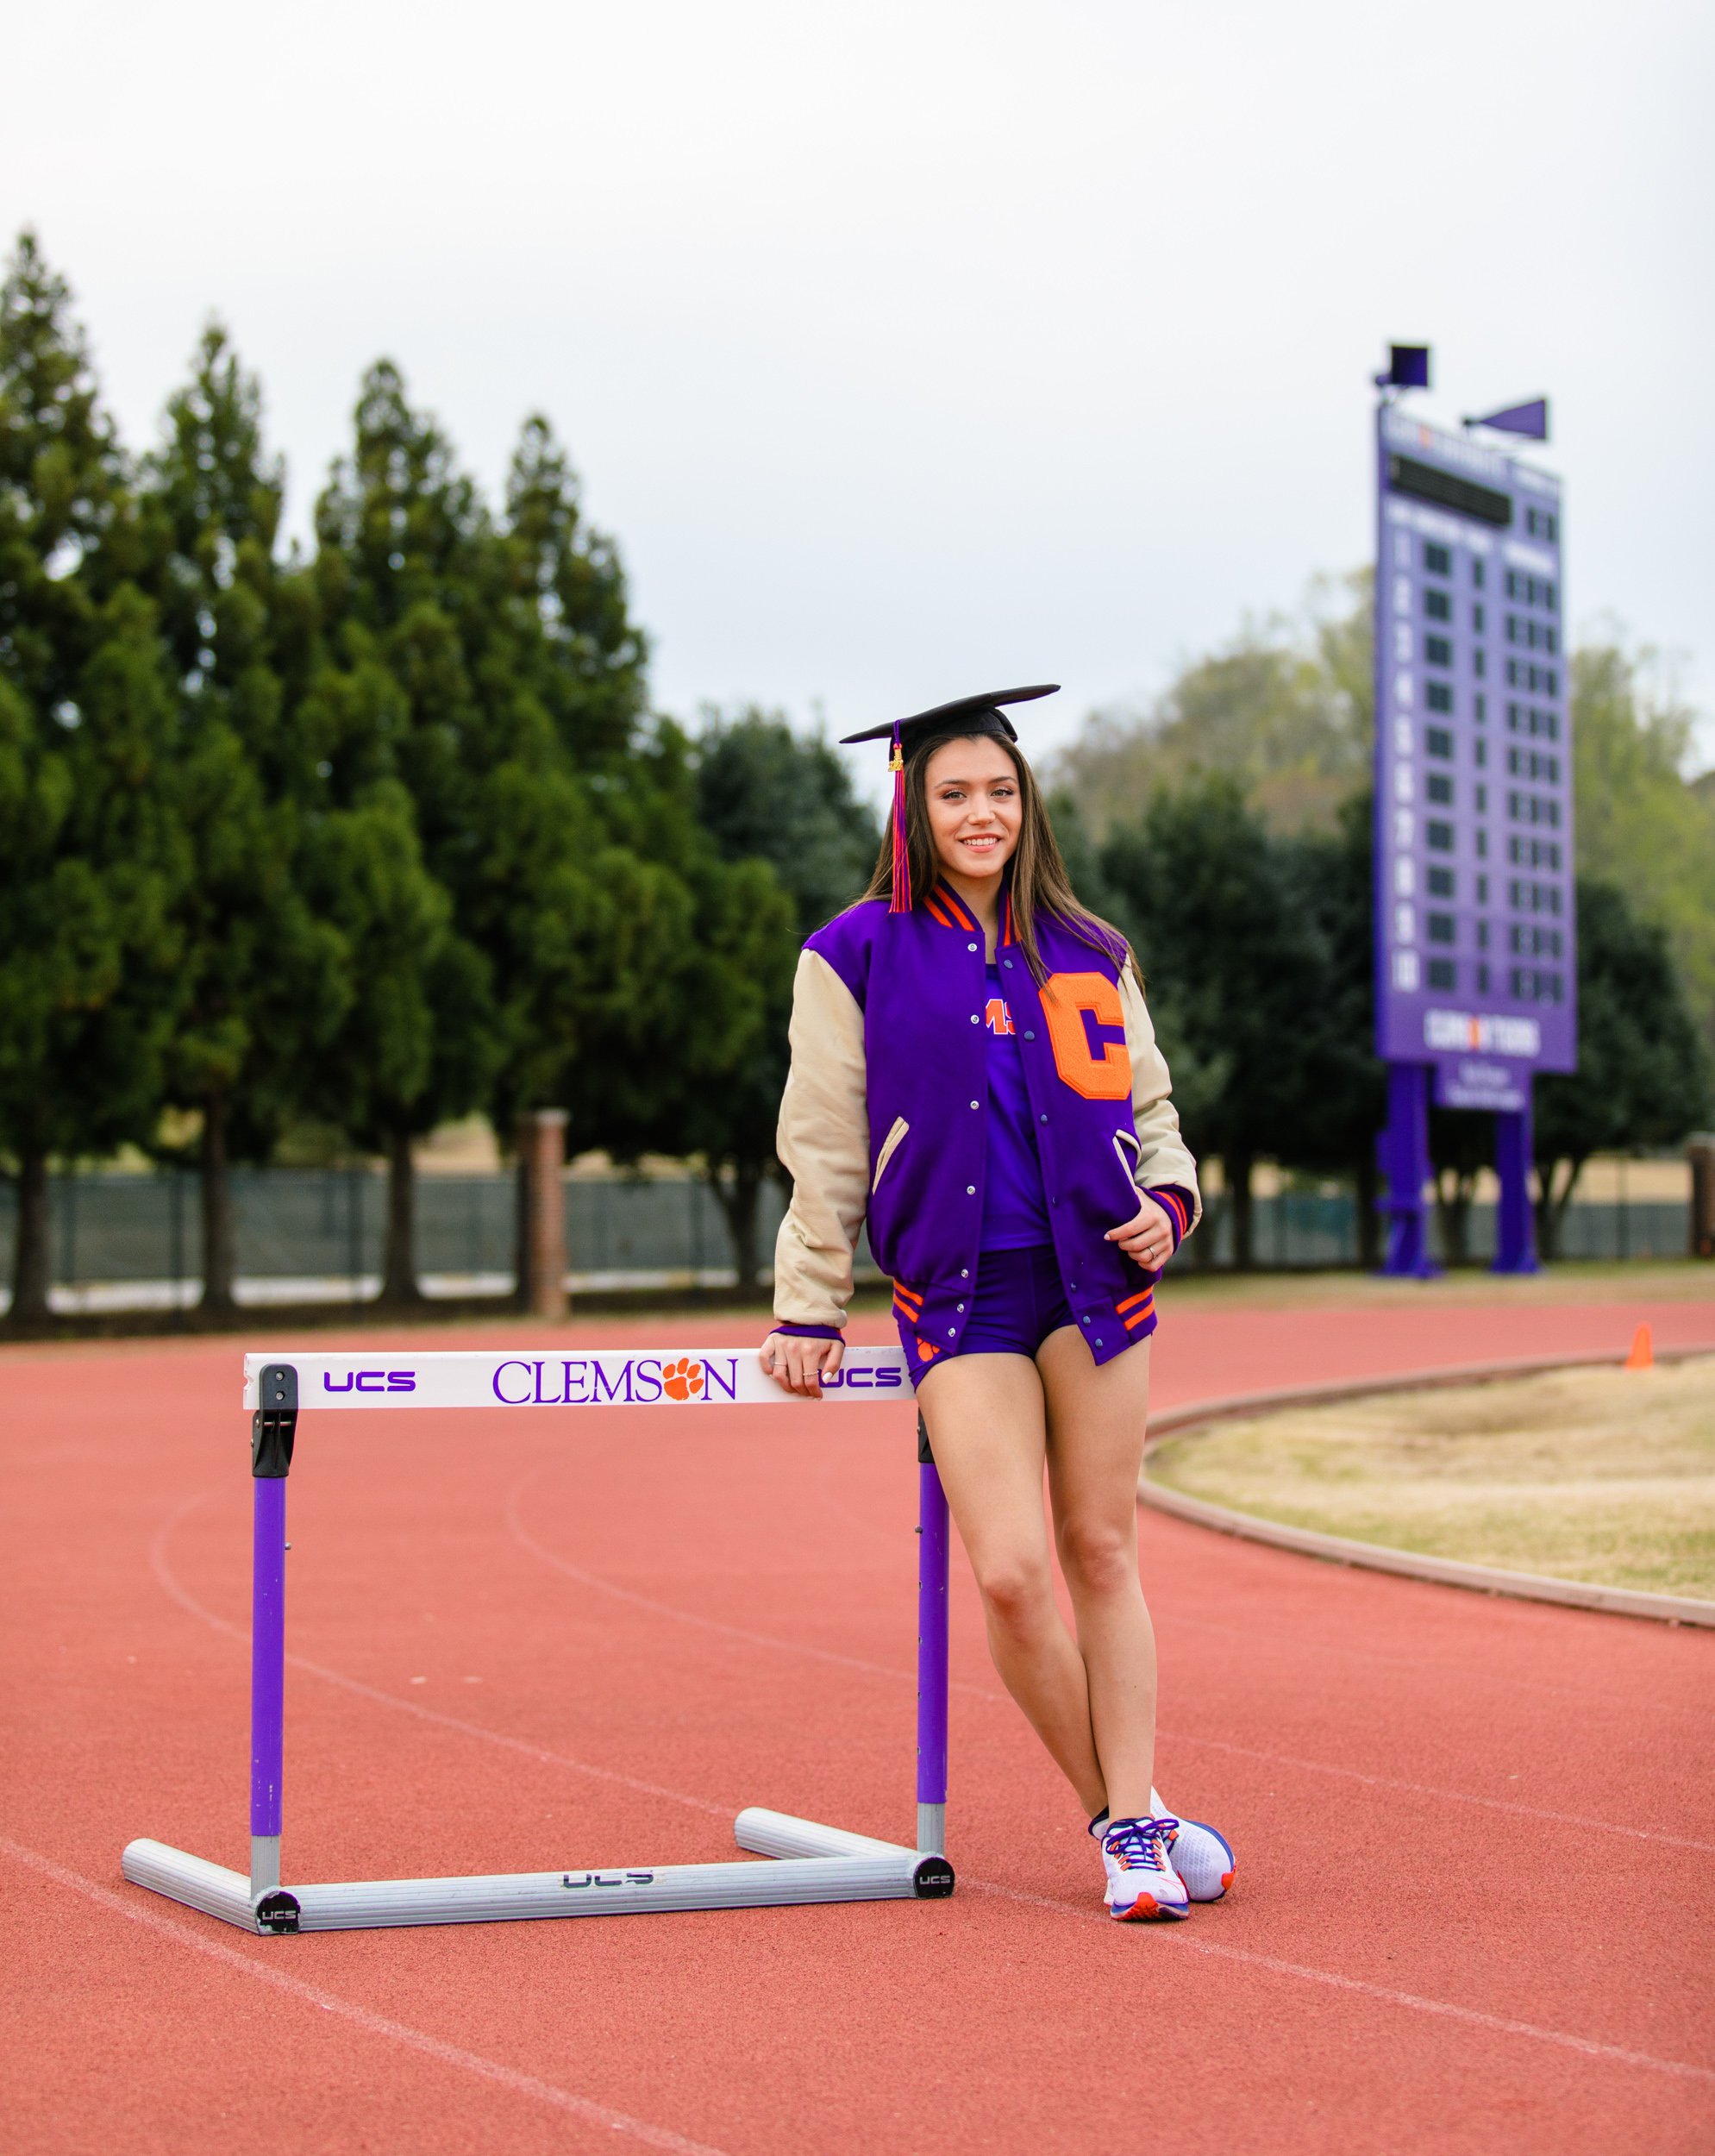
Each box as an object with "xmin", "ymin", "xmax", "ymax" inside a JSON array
[
  {"xmin": 248, "ymin": 1364, "xmax": 295, "ymax": 1902},
  {"xmin": 916, "ymin": 1414, "xmax": 950, "ymax": 1855}
]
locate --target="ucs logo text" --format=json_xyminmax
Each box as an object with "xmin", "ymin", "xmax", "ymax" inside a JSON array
[{"xmin": 323, "ymin": 1370, "xmax": 416, "ymax": 1393}]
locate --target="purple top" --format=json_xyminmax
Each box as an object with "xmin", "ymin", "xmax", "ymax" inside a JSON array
[{"xmin": 980, "ymin": 963, "xmax": 1051, "ymax": 1250}]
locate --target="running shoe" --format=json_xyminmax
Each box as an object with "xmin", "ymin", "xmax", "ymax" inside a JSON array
[
  {"xmin": 1100, "ymin": 1815, "xmax": 1189, "ymax": 1921},
  {"xmin": 1089, "ymin": 1804, "xmax": 1236, "ymax": 1904},
  {"xmin": 1166, "ymin": 1817, "xmax": 1236, "ymax": 1902}
]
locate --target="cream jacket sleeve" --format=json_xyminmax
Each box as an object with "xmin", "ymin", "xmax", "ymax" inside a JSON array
[
  {"xmin": 1118, "ymin": 969, "xmax": 1203, "ymax": 1232},
  {"xmin": 773, "ymin": 949, "xmax": 869, "ymax": 1328}
]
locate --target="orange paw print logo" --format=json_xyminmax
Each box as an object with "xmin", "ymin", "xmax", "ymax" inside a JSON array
[{"xmin": 661, "ymin": 1357, "xmax": 704, "ymax": 1401}]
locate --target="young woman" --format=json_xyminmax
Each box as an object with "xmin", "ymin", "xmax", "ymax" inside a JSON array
[{"xmin": 760, "ymin": 686, "xmax": 1234, "ymax": 1921}]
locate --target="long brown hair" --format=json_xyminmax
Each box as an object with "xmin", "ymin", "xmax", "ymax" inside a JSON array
[{"xmin": 861, "ymin": 730, "xmax": 1136, "ymax": 985}]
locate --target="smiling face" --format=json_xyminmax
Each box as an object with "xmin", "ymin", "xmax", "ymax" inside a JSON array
[{"xmin": 923, "ymin": 734, "xmax": 1023, "ymax": 890}]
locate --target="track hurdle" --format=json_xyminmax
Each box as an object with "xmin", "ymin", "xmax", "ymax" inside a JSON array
[{"xmin": 122, "ymin": 1345, "xmax": 954, "ymax": 1935}]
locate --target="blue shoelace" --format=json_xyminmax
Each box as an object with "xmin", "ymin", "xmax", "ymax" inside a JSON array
[{"xmin": 1103, "ymin": 1816, "xmax": 1180, "ymax": 1872}]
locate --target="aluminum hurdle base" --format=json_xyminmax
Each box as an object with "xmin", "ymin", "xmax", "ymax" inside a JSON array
[{"xmin": 124, "ymin": 1350, "xmax": 954, "ymax": 1936}]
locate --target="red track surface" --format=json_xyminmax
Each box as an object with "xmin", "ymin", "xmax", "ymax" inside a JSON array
[{"xmin": 4, "ymin": 1295, "xmax": 1714, "ymax": 2154}]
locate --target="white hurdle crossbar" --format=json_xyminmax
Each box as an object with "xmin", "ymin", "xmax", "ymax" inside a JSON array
[{"xmin": 123, "ymin": 1345, "xmax": 955, "ymax": 1935}]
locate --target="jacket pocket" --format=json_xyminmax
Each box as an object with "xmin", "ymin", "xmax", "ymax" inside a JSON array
[
  {"xmin": 1111, "ymin": 1128, "xmax": 1144, "ymax": 1209},
  {"xmin": 872, "ymin": 1116, "xmax": 910, "ymax": 1193}
]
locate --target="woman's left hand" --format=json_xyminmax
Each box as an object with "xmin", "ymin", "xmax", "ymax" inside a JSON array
[{"xmin": 1105, "ymin": 1193, "xmax": 1175, "ymax": 1272}]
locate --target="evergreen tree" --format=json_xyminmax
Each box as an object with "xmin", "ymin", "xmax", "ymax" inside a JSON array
[
  {"xmin": 304, "ymin": 362, "xmax": 501, "ymax": 1300},
  {"xmin": 1534, "ymin": 881, "xmax": 1711, "ymax": 1257},
  {"xmin": 550, "ymin": 719, "xmax": 795, "ymax": 1189},
  {"xmin": 301, "ymin": 778, "xmax": 494, "ymax": 1299},
  {"xmin": 446, "ymin": 411, "xmax": 662, "ymax": 1156},
  {"xmin": 0, "ymin": 234, "xmax": 185, "ymax": 1321},
  {"xmin": 689, "ymin": 709, "xmax": 878, "ymax": 1283},
  {"xmin": 139, "ymin": 323, "xmax": 347, "ymax": 1307},
  {"xmin": 463, "ymin": 433, "xmax": 795, "ymax": 1287},
  {"xmin": 1099, "ymin": 777, "xmax": 1331, "ymax": 1265},
  {"xmin": 1276, "ymin": 796, "xmax": 1388, "ymax": 1262},
  {"xmin": 500, "ymin": 413, "xmax": 648, "ymax": 765}
]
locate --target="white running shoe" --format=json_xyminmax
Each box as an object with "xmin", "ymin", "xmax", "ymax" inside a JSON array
[
  {"xmin": 1090, "ymin": 1803, "xmax": 1236, "ymax": 1904},
  {"xmin": 1167, "ymin": 1818, "xmax": 1236, "ymax": 1902},
  {"xmin": 1100, "ymin": 1815, "xmax": 1189, "ymax": 1921}
]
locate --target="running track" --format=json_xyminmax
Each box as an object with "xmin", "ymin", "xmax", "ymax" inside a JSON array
[{"xmin": 3, "ymin": 1295, "xmax": 1713, "ymax": 2155}]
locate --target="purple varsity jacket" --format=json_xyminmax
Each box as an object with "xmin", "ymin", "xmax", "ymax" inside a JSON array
[{"xmin": 771, "ymin": 881, "xmax": 1201, "ymax": 1369}]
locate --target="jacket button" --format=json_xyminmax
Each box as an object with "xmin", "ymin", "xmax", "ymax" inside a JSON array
[
  {"xmin": 1039, "ymin": 1113, "xmax": 1048, "ymax": 1124},
  {"xmin": 947, "ymin": 1327, "xmax": 955, "ymax": 1338},
  {"xmin": 970, "ymin": 1100, "xmax": 980, "ymax": 1110},
  {"xmin": 961, "ymin": 1269, "xmax": 969, "ymax": 1279},
  {"xmin": 956, "ymin": 1303, "xmax": 965, "ymax": 1313},
  {"xmin": 1003, "ymin": 958, "xmax": 1013, "ymax": 968},
  {"xmin": 966, "ymin": 1185, "xmax": 976, "ymax": 1195},
  {"xmin": 1095, "ymin": 1338, "xmax": 1105, "ymax": 1348},
  {"xmin": 970, "ymin": 1013, "xmax": 980, "ymax": 1024},
  {"xmin": 1081, "ymin": 1315, "xmax": 1090, "ymax": 1325},
  {"xmin": 967, "ymin": 941, "xmax": 978, "ymax": 951},
  {"xmin": 1023, "ymin": 1030, "xmax": 1035, "ymax": 1041}
]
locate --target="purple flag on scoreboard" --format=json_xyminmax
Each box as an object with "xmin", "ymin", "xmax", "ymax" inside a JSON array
[{"xmin": 1471, "ymin": 398, "xmax": 1549, "ymax": 441}]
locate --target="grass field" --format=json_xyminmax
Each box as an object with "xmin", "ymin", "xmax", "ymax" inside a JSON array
[{"xmin": 1148, "ymin": 1354, "xmax": 1715, "ymax": 1599}]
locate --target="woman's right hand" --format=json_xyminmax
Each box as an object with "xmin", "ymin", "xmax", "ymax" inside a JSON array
[{"xmin": 760, "ymin": 1330, "xmax": 845, "ymax": 1399}]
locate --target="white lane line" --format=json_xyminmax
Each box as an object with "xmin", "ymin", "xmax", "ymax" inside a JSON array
[
  {"xmin": 1170, "ymin": 1730, "xmax": 1715, "ymax": 1856},
  {"xmin": 1153, "ymin": 1582, "xmax": 1715, "ymax": 1720},
  {"xmin": 504, "ymin": 1479, "xmax": 1713, "ymax": 1858},
  {"xmin": 504, "ymin": 1466, "xmax": 995, "ymax": 1699},
  {"xmin": 961, "ymin": 1876, "xmax": 1715, "ymax": 2085},
  {"xmin": 0, "ymin": 1836, "xmax": 733, "ymax": 2154},
  {"xmin": 151, "ymin": 1495, "xmax": 729, "ymax": 1820}
]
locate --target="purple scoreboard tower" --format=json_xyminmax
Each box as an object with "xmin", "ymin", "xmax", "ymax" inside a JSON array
[{"xmin": 1373, "ymin": 394, "xmax": 1575, "ymax": 1274}]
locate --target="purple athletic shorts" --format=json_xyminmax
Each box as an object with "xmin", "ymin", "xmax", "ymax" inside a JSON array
[{"xmin": 898, "ymin": 1243, "xmax": 1152, "ymax": 1388}]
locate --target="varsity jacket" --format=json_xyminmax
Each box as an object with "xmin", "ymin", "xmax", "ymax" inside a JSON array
[{"xmin": 773, "ymin": 881, "xmax": 1201, "ymax": 1367}]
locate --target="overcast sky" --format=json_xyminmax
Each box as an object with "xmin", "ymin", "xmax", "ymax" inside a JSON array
[{"xmin": 7, "ymin": 0, "xmax": 1711, "ymax": 787}]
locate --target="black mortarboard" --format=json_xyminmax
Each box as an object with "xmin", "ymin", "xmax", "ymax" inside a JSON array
[
  {"xmin": 841, "ymin": 685, "xmax": 1060, "ymax": 912},
  {"xmin": 838, "ymin": 683, "xmax": 1059, "ymax": 752}
]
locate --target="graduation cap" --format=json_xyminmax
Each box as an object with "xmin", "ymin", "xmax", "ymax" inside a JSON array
[{"xmin": 841, "ymin": 685, "xmax": 1060, "ymax": 912}]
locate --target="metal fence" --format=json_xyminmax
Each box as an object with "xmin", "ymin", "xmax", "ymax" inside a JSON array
[
  {"xmin": 1180, "ymin": 1190, "xmax": 1691, "ymax": 1269},
  {"xmin": 0, "ymin": 1168, "xmax": 1694, "ymax": 1312}
]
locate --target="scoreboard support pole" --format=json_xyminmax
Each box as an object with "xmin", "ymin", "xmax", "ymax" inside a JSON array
[
  {"xmin": 1493, "ymin": 1090, "xmax": 1539, "ymax": 1273},
  {"xmin": 1377, "ymin": 1062, "xmax": 1436, "ymax": 1277},
  {"xmin": 1380, "ymin": 1065, "xmax": 1540, "ymax": 1275}
]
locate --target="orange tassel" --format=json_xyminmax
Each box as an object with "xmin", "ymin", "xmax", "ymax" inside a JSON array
[{"xmin": 888, "ymin": 726, "xmax": 910, "ymax": 913}]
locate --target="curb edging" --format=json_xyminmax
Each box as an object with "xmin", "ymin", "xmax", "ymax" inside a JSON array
[{"xmin": 1140, "ymin": 1346, "xmax": 1715, "ymax": 1629}]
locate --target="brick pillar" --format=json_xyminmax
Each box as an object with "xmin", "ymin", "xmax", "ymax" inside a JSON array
[
  {"xmin": 517, "ymin": 1110, "xmax": 569, "ymax": 1318},
  {"xmin": 1691, "ymin": 1135, "xmax": 1715, "ymax": 1261}
]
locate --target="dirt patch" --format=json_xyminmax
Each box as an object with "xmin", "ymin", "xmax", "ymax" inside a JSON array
[{"xmin": 1149, "ymin": 1355, "xmax": 1715, "ymax": 1598}]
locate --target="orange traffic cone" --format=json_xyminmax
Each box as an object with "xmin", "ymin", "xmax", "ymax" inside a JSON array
[{"xmin": 1623, "ymin": 1322, "xmax": 1654, "ymax": 1372}]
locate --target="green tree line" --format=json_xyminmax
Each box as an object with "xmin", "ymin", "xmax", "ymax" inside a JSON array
[{"xmin": 0, "ymin": 232, "xmax": 881, "ymax": 1320}]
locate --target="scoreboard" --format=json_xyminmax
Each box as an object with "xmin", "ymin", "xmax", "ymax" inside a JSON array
[{"xmin": 1373, "ymin": 405, "xmax": 1575, "ymax": 1112}]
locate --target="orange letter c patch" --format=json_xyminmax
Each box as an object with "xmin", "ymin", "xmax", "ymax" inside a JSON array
[{"xmin": 1038, "ymin": 972, "xmax": 1131, "ymax": 1100}]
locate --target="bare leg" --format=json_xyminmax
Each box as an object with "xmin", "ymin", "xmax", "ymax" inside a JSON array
[
  {"xmin": 1038, "ymin": 1328, "xmax": 1156, "ymax": 1821},
  {"xmin": 916, "ymin": 1352, "xmax": 1107, "ymax": 1815}
]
